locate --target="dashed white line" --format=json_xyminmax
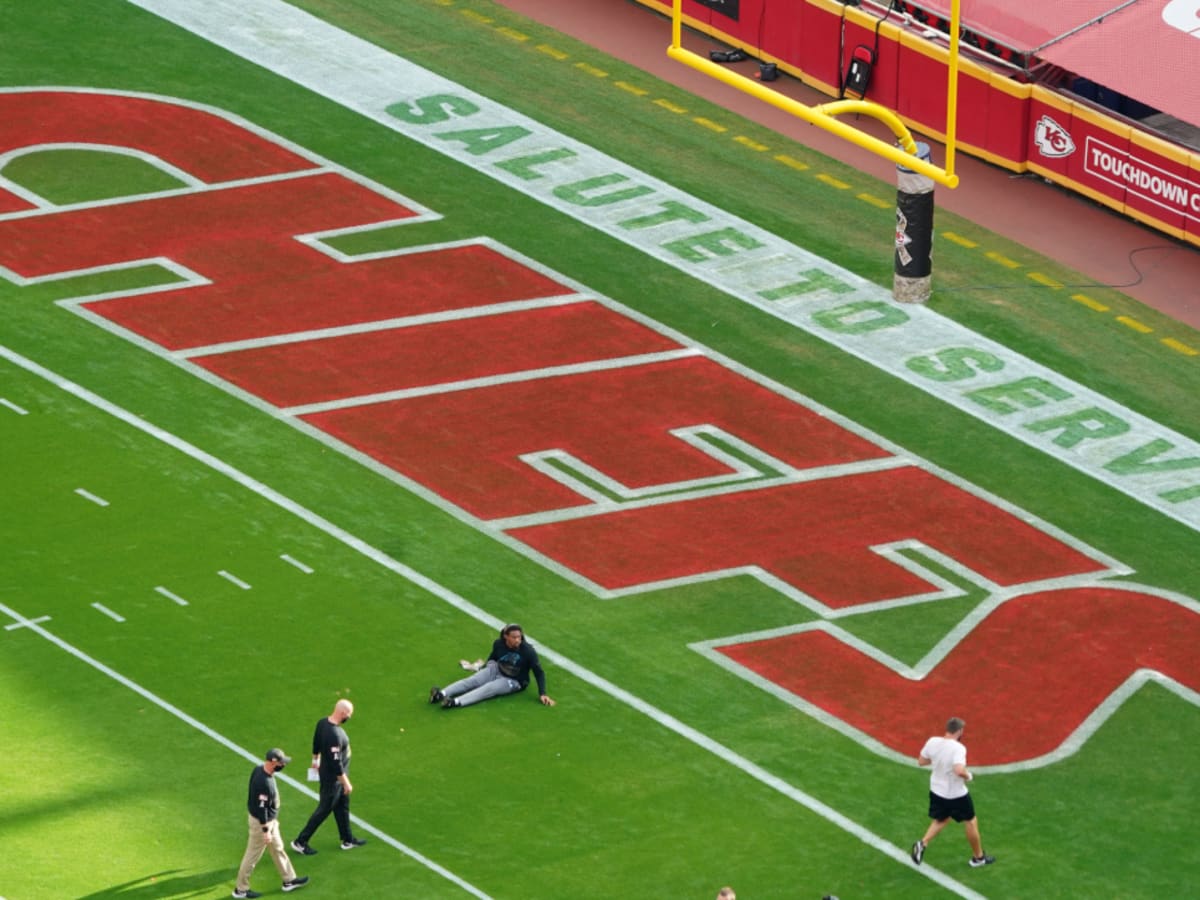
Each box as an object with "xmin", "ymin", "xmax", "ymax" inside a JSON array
[
  {"xmin": 218, "ymin": 570, "xmax": 252, "ymax": 590},
  {"xmin": 154, "ymin": 586, "xmax": 190, "ymax": 606},
  {"xmin": 91, "ymin": 603, "xmax": 125, "ymax": 622},
  {"xmin": 280, "ymin": 554, "xmax": 314, "ymax": 574},
  {"xmin": 0, "ymin": 600, "xmax": 492, "ymax": 899},
  {"xmin": 75, "ymin": 488, "xmax": 110, "ymax": 506}
]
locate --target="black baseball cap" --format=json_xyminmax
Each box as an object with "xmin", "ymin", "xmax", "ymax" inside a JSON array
[{"xmin": 266, "ymin": 748, "xmax": 292, "ymax": 764}]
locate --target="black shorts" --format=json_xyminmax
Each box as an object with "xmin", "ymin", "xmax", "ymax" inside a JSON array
[{"xmin": 928, "ymin": 791, "xmax": 976, "ymax": 823}]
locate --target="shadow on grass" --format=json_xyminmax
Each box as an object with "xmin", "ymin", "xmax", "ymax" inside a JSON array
[{"xmin": 77, "ymin": 869, "xmax": 227, "ymax": 899}]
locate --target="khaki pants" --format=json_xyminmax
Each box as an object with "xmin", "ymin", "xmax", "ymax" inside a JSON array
[{"xmin": 237, "ymin": 814, "xmax": 297, "ymax": 891}]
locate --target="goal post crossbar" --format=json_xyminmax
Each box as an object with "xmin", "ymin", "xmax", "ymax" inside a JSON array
[{"xmin": 669, "ymin": 0, "xmax": 961, "ymax": 189}]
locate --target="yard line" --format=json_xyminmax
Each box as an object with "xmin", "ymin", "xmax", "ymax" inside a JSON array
[
  {"xmin": 217, "ymin": 570, "xmax": 252, "ymax": 590},
  {"xmin": 75, "ymin": 488, "xmax": 110, "ymax": 506},
  {"xmin": 0, "ymin": 600, "xmax": 492, "ymax": 900},
  {"xmin": 280, "ymin": 554, "xmax": 314, "ymax": 574},
  {"xmin": 154, "ymin": 586, "xmax": 190, "ymax": 606},
  {"xmin": 91, "ymin": 602, "xmax": 125, "ymax": 623},
  {"xmin": 1, "ymin": 397, "xmax": 28, "ymax": 414},
  {"xmin": 5, "ymin": 615, "xmax": 50, "ymax": 631},
  {"xmin": 3, "ymin": 344, "xmax": 984, "ymax": 899}
]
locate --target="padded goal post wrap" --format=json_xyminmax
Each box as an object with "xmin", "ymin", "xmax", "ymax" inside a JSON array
[{"xmin": 894, "ymin": 141, "xmax": 934, "ymax": 304}]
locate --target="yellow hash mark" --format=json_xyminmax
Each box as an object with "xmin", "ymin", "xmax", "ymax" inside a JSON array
[
  {"xmin": 615, "ymin": 81, "xmax": 649, "ymax": 96},
  {"xmin": 817, "ymin": 173, "xmax": 851, "ymax": 189},
  {"xmin": 693, "ymin": 117, "xmax": 727, "ymax": 133},
  {"xmin": 536, "ymin": 44, "xmax": 569, "ymax": 60},
  {"xmin": 654, "ymin": 99, "xmax": 688, "ymax": 114},
  {"xmin": 495, "ymin": 26, "xmax": 529, "ymax": 42},
  {"xmin": 1116, "ymin": 315, "xmax": 1153, "ymax": 334},
  {"xmin": 856, "ymin": 193, "xmax": 891, "ymax": 209},
  {"xmin": 941, "ymin": 231, "xmax": 978, "ymax": 248},
  {"xmin": 774, "ymin": 154, "xmax": 810, "ymax": 171},
  {"xmin": 460, "ymin": 9, "xmax": 492, "ymax": 24},
  {"xmin": 985, "ymin": 251, "xmax": 1020, "ymax": 268},
  {"xmin": 1071, "ymin": 293, "xmax": 1109, "ymax": 312},
  {"xmin": 574, "ymin": 62, "xmax": 608, "ymax": 78},
  {"xmin": 1162, "ymin": 338, "xmax": 1200, "ymax": 356},
  {"xmin": 734, "ymin": 136, "xmax": 769, "ymax": 152},
  {"xmin": 1027, "ymin": 272, "xmax": 1064, "ymax": 289}
]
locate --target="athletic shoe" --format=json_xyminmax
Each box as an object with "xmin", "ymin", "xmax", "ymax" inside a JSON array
[
  {"xmin": 290, "ymin": 840, "xmax": 317, "ymax": 855},
  {"xmin": 910, "ymin": 840, "xmax": 925, "ymax": 865},
  {"xmin": 232, "ymin": 890, "xmax": 262, "ymax": 899},
  {"xmin": 429, "ymin": 686, "xmax": 445, "ymax": 704},
  {"xmin": 341, "ymin": 837, "xmax": 368, "ymax": 850},
  {"xmin": 282, "ymin": 876, "xmax": 310, "ymax": 892},
  {"xmin": 969, "ymin": 854, "xmax": 996, "ymax": 867},
  {"xmin": 441, "ymin": 696, "xmax": 460, "ymax": 709}
]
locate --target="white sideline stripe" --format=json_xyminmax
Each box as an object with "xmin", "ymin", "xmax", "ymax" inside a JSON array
[
  {"xmin": 91, "ymin": 603, "xmax": 125, "ymax": 623},
  {"xmin": 218, "ymin": 570, "xmax": 252, "ymax": 590},
  {"xmin": 1, "ymin": 344, "xmax": 982, "ymax": 899},
  {"xmin": 75, "ymin": 488, "xmax": 110, "ymax": 507},
  {"xmin": 155, "ymin": 586, "xmax": 190, "ymax": 606},
  {"xmin": 0, "ymin": 601, "xmax": 491, "ymax": 900},
  {"xmin": 280, "ymin": 348, "xmax": 701, "ymax": 417},
  {"xmin": 280, "ymin": 554, "xmax": 314, "ymax": 574},
  {"xmin": 1, "ymin": 397, "xmax": 28, "ymax": 414}
]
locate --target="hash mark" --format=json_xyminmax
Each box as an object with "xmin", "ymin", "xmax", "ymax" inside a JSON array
[
  {"xmin": 1, "ymin": 398, "xmax": 29, "ymax": 415},
  {"xmin": 75, "ymin": 488, "xmax": 110, "ymax": 507},
  {"xmin": 218, "ymin": 570, "xmax": 252, "ymax": 590},
  {"xmin": 280, "ymin": 554, "xmax": 314, "ymax": 574},
  {"xmin": 154, "ymin": 586, "xmax": 190, "ymax": 606},
  {"xmin": 91, "ymin": 603, "xmax": 125, "ymax": 623}
]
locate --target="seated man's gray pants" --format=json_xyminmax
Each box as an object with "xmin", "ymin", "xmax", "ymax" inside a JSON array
[{"xmin": 444, "ymin": 660, "xmax": 522, "ymax": 706}]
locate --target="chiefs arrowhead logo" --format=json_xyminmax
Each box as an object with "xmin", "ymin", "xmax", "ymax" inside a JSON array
[{"xmin": 1034, "ymin": 115, "xmax": 1076, "ymax": 159}]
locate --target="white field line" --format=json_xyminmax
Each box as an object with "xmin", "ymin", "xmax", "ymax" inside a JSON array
[
  {"xmin": 155, "ymin": 586, "xmax": 190, "ymax": 606},
  {"xmin": 0, "ymin": 601, "xmax": 492, "ymax": 900},
  {"xmin": 74, "ymin": 488, "xmax": 110, "ymax": 506},
  {"xmin": 280, "ymin": 348, "xmax": 701, "ymax": 416},
  {"xmin": 217, "ymin": 569, "xmax": 252, "ymax": 590},
  {"xmin": 280, "ymin": 553, "xmax": 314, "ymax": 574},
  {"xmin": 90, "ymin": 602, "xmax": 125, "ymax": 622},
  {"xmin": 1, "ymin": 344, "xmax": 984, "ymax": 899}
]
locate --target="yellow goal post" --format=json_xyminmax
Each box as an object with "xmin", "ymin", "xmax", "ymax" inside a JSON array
[{"xmin": 667, "ymin": 0, "xmax": 961, "ymax": 189}]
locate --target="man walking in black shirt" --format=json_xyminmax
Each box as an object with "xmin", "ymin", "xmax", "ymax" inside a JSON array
[
  {"xmin": 291, "ymin": 700, "xmax": 367, "ymax": 855},
  {"xmin": 233, "ymin": 748, "xmax": 309, "ymax": 898},
  {"xmin": 430, "ymin": 624, "xmax": 556, "ymax": 709}
]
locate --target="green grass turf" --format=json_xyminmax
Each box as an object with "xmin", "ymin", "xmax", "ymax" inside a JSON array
[{"xmin": 2, "ymin": 1, "xmax": 1198, "ymax": 898}]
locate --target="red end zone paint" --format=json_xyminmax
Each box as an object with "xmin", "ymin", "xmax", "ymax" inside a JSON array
[
  {"xmin": 194, "ymin": 300, "xmax": 681, "ymax": 407},
  {"xmin": 511, "ymin": 466, "xmax": 1107, "ymax": 602},
  {"xmin": 0, "ymin": 188, "xmax": 36, "ymax": 214},
  {"xmin": 306, "ymin": 356, "xmax": 891, "ymax": 519},
  {"xmin": 0, "ymin": 90, "xmax": 313, "ymax": 182},
  {"xmin": 718, "ymin": 586, "xmax": 1200, "ymax": 765},
  {"xmin": 5, "ymin": 88, "xmax": 1197, "ymax": 768}
]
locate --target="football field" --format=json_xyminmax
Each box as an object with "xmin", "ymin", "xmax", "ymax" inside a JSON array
[{"xmin": 2, "ymin": 2, "xmax": 1199, "ymax": 898}]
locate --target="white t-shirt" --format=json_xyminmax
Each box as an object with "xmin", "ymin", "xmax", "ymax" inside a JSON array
[{"xmin": 921, "ymin": 736, "xmax": 969, "ymax": 799}]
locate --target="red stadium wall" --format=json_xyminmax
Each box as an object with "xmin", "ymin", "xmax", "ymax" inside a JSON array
[{"xmin": 637, "ymin": 0, "xmax": 1200, "ymax": 248}]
